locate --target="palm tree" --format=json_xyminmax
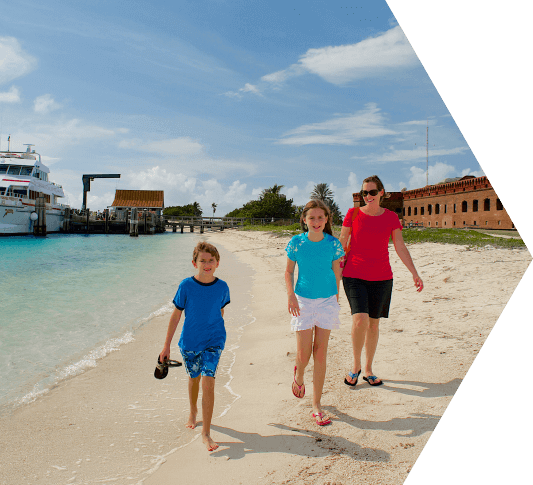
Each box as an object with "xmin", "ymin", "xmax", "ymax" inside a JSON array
[
  {"xmin": 261, "ymin": 184, "xmax": 284, "ymax": 197},
  {"xmin": 212, "ymin": 202, "xmax": 217, "ymax": 217},
  {"xmin": 310, "ymin": 183, "xmax": 334, "ymax": 204},
  {"xmin": 192, "ymin": 201, "xmax": 202, "ymax": 217},
  {"xmin": 311, "ymin": 183, "xmax": 342, "ymax": 224}
]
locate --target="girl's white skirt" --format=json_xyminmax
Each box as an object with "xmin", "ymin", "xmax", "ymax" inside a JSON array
[{"xmin": 291, "ymin": 294, "xmax": 341, "ymax": 331}]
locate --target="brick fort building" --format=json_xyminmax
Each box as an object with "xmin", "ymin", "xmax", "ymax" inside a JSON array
[{"xmin": 352, "ymin": 175, "xmax": 514, "ymax": 230}]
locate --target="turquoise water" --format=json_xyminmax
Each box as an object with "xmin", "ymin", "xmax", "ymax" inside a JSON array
[{"xmin": 0, "ymin": 232, "xmax": 200, "ymax": 413}]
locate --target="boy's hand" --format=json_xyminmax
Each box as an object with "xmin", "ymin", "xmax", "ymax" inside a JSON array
[{"xmin": 159, "ymin": 348, "xmax": 170, "ymax": 363}]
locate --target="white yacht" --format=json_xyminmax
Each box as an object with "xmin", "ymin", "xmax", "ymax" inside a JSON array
[{"xmin": 0, "ymin": 144, "xmax": 67, "ymax": 235}]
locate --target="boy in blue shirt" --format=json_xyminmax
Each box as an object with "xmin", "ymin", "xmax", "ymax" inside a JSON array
[{"xmin": 159, "ymin": 241, "xmax": 230, "ymax": 452}]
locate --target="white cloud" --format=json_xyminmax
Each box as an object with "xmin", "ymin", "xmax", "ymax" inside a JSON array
[
  {"xmin": 359, "ymin": 145, "xmax": 470, "ymax": 163},
  {"xmin": 126, "ymin": 166, "xmax": 197, "ymax": 193},
  {"xmin": 224, "ymin": 83, "xmax": 263, "ymax": 99},
  {"xmin": 408, "ymin": 161, "xmax": 456, "ymax": 188},
  {"xmin": 231, "ymin": 26, "xmax": 419, "ymax": 98},
  {"xmin": 0, "ymin": 85, "xmax": 21, "ymax": 103},
  {"xmin": 0, "ymin": 37, "xmax": 37, "ymax": 85},
  {"xmin": 297, "ymin": 26, "xmax": 419, "ymax": 85},
  {"xmin": 278, "ymin": 103, "xmax": 397, "ymax": 146},
  {"xmin": 34, "ymin": 94, "xmax": 62, "ymax": 114},
  {"xmin": 461, "ymin": 167, "xmax": 484, "ymax": 178},
  {"xmin": 140, "ymin": 137, "xmax": 204, "ymax": 156}
]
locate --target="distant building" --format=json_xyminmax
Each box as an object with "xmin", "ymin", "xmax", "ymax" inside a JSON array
[
  {"xmin": 352, "ymin": 176, "xmax": 514, "ymax": 230},
  {"xmin": 110, "ymin": 190, "xmax": 164, "ymax": 221}
]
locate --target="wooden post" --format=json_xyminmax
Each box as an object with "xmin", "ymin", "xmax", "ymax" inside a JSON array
[
  {"xmin": 33, "ymin": 194, "xmax": 47, "ymax": 236},
  {"xmin": 104, "ymin": 209, "xmax": 109, "ymax": 234},
  {"xmin": 86, "ymin": 208, "xmax": 90, "ymax": 234},
  {"xmin": 62, "ymin": 207, "xmax": 71, "ymax": 232},
  {"xmin": 172, "ymin": 224, "xmax": 177, "ymax": 233},
  {"xmin": 180, "ymin": 223, "xmax": 184, "ymax": 233},
  {"xmin": 130, "ymin": 208, "xmax": 138, "ymax": 237}
]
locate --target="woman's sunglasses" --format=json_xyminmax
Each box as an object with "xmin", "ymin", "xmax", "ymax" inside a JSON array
[{"xmin": 361, "ymin": 189, "xmax": 380, "ymax": 197}]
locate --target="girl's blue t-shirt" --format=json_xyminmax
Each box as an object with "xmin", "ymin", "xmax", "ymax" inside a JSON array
[
  {"xmin": 173, "ymin": 276, "xmax": 231, "ymax": 351},
  {"xmin": 285, "ymin": 232, "xmax": 344, "ymax": 299}
]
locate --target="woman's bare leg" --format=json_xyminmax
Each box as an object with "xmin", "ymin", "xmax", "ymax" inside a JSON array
[{"xmin": 346, "ymin": 313, "xmax": 369, "ymax": 384}]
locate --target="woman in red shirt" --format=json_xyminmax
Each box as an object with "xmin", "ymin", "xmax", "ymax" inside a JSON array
[{"xmin": 340, "ymin": 175, "xmax": 423, "ymax": 387}]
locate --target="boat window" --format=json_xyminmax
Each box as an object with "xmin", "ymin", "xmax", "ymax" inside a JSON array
[
  {"xmin": 8, "ymin": 165, "xmax": 22, "ymax": 175},
  {"xmin": 33, "ymin": 170, "xmax": 40, "ymax": 178},
  {"xmin": 0, "ymin": 166, "xmax": 7, "ymax": 174},
  {"xmin": 20, "ymin": 166, "xmax": 33, "ymax": 176},
  {"xmin": 13, "ymin": 187, "xmax": 27, "ymax": 197},
  {"xmin": 0, "ymin": 188, "xmax": 5, "ymax": 195}
]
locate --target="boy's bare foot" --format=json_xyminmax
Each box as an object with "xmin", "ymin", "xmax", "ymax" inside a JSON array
[
  {"xmin": 186, "ymin": 409, "xmax": 197, "ymax": 429},
  {"xmin": 202, "ymin": 434, "xmax": 219, "ymax": 452}
]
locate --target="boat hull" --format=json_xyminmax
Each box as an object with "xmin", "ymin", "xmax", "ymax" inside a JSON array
[{"xmin": 0, "ymin": 197, "xmax": 65, "ymax": 235}]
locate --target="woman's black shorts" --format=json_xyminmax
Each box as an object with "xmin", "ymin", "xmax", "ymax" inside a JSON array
[{"xmin": 342, "ymin": 277, "xmax": 393, "ymax": 319}]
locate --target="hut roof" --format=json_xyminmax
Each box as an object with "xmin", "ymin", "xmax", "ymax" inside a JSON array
[{"xmin": 111, "ymin": 190, "xmax": 164, "ymax": 208}]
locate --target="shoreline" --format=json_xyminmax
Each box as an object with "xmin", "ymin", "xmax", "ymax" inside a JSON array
[
  {"xmin": 0, "ymin": 233, "xmax": 255, "ymax": 485},
  {"xmin": 1, "ymin": 229, "xmax": 530, "ymax": 484}
]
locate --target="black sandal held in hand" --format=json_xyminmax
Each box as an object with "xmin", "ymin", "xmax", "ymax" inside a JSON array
[{"xmin": 154, "ymin": 356, "xmax": 182, "ymax": 379}]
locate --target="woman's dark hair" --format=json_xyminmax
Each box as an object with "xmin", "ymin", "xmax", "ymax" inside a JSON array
[
  {"xmin": 300, "ymin": 199, "xmax": 333, "ymax": 235},
  {"xmin": 361, "ymin": 175, "xmax": 387, "ymax": 205}
]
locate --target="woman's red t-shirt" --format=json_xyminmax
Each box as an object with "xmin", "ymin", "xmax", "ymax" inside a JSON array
[{"xmin": 342, "ymin": 207, "xmax": 402, "ymax": 281}]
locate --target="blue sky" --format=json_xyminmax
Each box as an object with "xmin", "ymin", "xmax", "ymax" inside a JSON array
[{"xmin": 0, "ymin": 0, "xmax": 482, "ymax": 215}]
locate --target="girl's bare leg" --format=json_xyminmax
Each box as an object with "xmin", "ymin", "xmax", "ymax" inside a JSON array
[
  {"xmin": 294, "ymin": 328, "xmax": 313, "ymax": 397},
  {"xmin": 186, "ymin": 376, "xmax": 200, "ymax": 429},
  {"xmin": 200, "ymin": 376, "xmax": 219, "ymax": 451},
  {"xmin": 312, "ymin": 326, "xmax": 331, "ymax": 415}
]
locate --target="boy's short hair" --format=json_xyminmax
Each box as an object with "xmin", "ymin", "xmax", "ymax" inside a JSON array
[{"xmin": 192, "ymin": 241, "xmax": 220, "ymax": 262}]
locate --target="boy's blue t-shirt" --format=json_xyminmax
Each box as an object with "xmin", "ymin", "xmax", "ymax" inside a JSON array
[
  {"xmin": 285, "ymin": 232, "xmax": 344, "ymax": 299},
  {"xmin": 173, "ymin": 276, "xmax": 230, "ymax": 352}
]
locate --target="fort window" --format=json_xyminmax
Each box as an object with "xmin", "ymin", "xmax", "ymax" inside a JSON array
[
  {"xmin": 428, "ymin": 222, "xmax": 431, "ymax": 226},
  {"xmin": 453, "ymin": 221, "xmax": 456, "ymax": 226},
  {"xmin": 462, "ymin": 201, "xmax": 468, "ymax": 212},
  {"xmin": 428, "ymin": 204, "xmax": 432, "ymax": 215},
  {"xmin": 403, "ymin": 208, "xmax": 405, "ymax": 216},
  {"xmin": 484, "ymin": 198, "xmax": 490, "ymax": 211},
  {"xmin": 435, "ymin": 221, "xmax": 438, "ymax": 226},
  {"xmin": 444, "ymin": 204, "xmax": 447, "ymax": 214},
  {"xmin": 498, "ymin": 221, "xmax": 501, "ymax": 225},
  {"xmin": 473, "ymin": 200, "xmax": 478, "ymax": 212},
  {"xmin": 435, "ymin": 204, "xmax": 440, "ymax": 215},
  {"xmin": 496, "ymin": 198, "xmax": 503, "ymax": 210},
  {"xmin": 414, "ymin": 207, "xmax": 417, "ymax": 216},
  {"xmin": 421, "ymin": 207, "xmax": 425, "ymax": 215},
  {"xmin": 474, "ymin": 221, "xmax": 477, "ymax": 226},
  {"xmin": 408, "ymin": 207, "xmax": 412, "ymax": 216},
  {"xmin": 454, "ymin": 204, "xmax": 457, "ymax": 213}
]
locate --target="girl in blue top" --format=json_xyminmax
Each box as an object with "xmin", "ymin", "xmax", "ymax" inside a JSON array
[{"xmin": 285, "ymin": 199, "xmax": 344, "ymax": 426}]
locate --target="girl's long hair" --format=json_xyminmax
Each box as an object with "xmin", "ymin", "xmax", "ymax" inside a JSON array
[{"xmin": 300, "ymin": 199, "xmax": 333, "ymax": 235}]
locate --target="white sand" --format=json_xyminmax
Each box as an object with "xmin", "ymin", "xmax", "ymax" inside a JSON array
[{"xmin": 0, "ymin": 229, "xmax": 530, "ymax": 484}]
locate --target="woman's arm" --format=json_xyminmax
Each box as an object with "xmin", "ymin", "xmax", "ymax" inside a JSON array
[
  {"xmin": 391, "ymin": 229, "xmax": 424, "ymax": 292},
  {"xmin": 285, "ymin": 258, "xmax": 300, "ymax": 316}
]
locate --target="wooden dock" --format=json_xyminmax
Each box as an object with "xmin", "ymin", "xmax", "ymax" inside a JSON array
[
  {"xmin": 164, "ymin": 216, "xmax": 245, "ymax": 233},
  {"xmin": 60, "ymin": 211, "xmax": 245, "ymax": 236},
  {"xmin": 62, "ymin": 208, "xmax": 166, "ymax": 235}
]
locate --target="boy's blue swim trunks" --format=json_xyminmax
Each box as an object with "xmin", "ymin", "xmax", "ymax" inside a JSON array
[{"xmin": 180, "ymin": 347, "xmax": 223, "ymax": 378}]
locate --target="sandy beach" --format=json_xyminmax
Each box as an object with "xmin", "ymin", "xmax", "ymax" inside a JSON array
[{"xmin": 1, "ymin": 229, "xmax": 530, "ymax": 485}]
